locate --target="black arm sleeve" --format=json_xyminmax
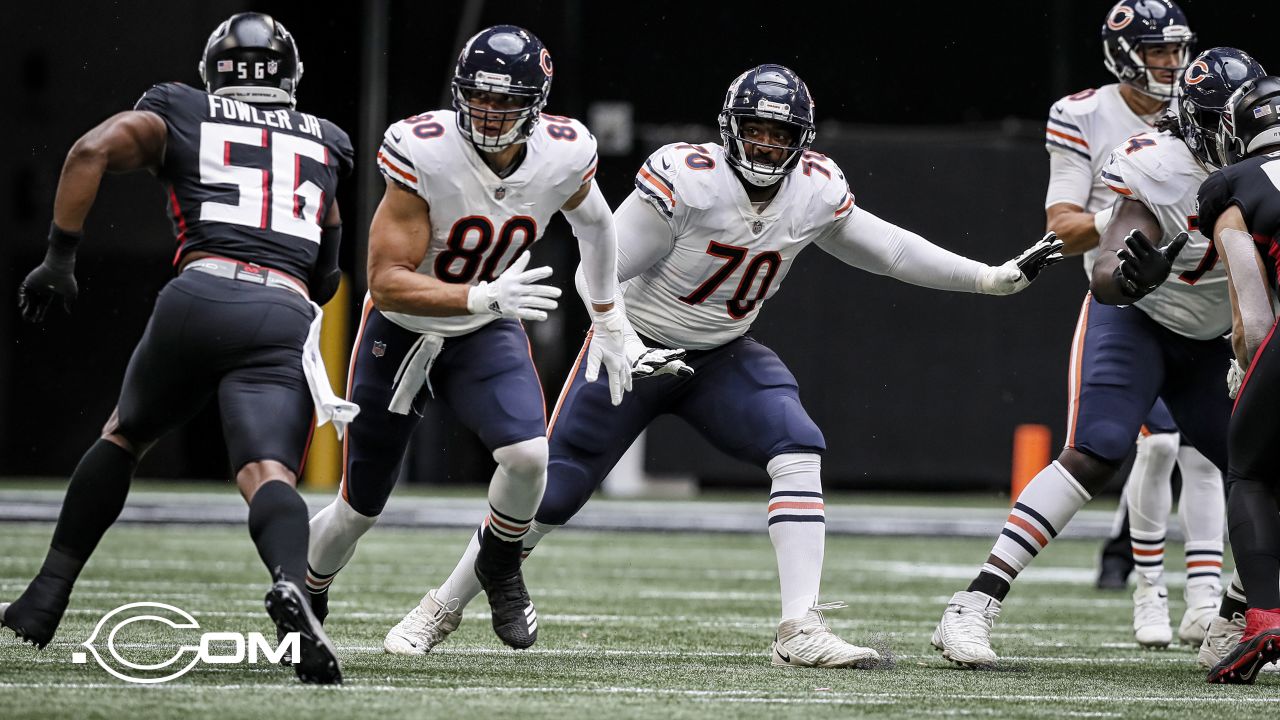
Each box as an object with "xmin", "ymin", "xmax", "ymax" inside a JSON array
[{"xmin": 309, "ymin": 224, "xmax": 342, "ymax": 305}]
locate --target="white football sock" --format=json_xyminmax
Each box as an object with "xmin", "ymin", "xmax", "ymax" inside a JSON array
[
  {"xmin": 767, "ymin": 453, "xmax": 826, "ymax": 621},
  {"xmin": 485, "ymin": 437, "xmax": 548, "ymax": 543},
  {"xmin": 982, "ymin": 461, "xmax": 1091, "ymax": 583},
  {"xmin": 436, "ymin": 528, "xmax": 485, "ymax": 609},
  {"xmin": 1126, "ymin": 432, "xmax": 1178, "ymax": 587},
  {"xmin": 1176, "ymin": 445, "xmax": 1225, "ymax": 590},
  {"xmin": 306, "ymin": 496, "xmax": 378, "ymax": 592}
]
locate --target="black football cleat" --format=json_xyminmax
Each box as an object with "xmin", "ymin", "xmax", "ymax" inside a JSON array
[
  {"xmin": 264, "ymin": 574, "xmax": 342, "ymax": 685},
  {"xmin": 1208, "ymin": 610, "xmax": 1280, "ymax": 684},
  {"xmin": 0, "ymin": 573, "xmax": 74, "ymax": 649},
  {"xmin": 474, "ymin": 529, "xmax": 537, "ymax": 649}
]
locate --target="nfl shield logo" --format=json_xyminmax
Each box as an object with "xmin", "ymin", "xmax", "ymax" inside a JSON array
[
  {"xmin": 267, "ymin": 60, "xmax": 279, "ymax": 76},
  {"xmin": 495, "ymin": 186, "xmax": 506, "ymax": 200},
  {"xmin": 372, "ymin": 341, "xmax": 386, "ymax": 358},
  {"xmin": 751, "ymin": 219, "xmax": 764, "ymax": 234}
]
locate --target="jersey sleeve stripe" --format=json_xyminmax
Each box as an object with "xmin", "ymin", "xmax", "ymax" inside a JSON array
[
  {"xmin": 380, "ymin": 141, "xmax": 413, "ymax": 168},
  {"xmin": 1046, "ymin": 139, "xmax": 1091, "ymax": 161},
  {"xmin": 377, "ymin": 151, "xmax": 418, "ymax": 184},
  {"xmin": 637, "ymin": 166, "xmax": 676, "ymax": 208},
  {"xmin": 634, "ymin": 180, "xmax": 674, "ymax": 218},
  {"xmin": 1045, "ymin": 128, "xmax": 1088, "ymax": 148},
  {"xmin": 1104, "ymin": 182, "xmax": 1133, "ymax": 197},
  {"xmin": 642, "ymin": 160, "xmax": 675, "ymax": 194},
  {"xmin": 1047, "ymin": 116, "xmax": 1082, "ymax": 132},
  {"xmin": 834, "ymin": 193, "xmax": 855, "ymax": 219},
  {"xmin": 1100, "ymin": 170, "xmax": 1127, "ymax": 185},
  {"xmin": 582, "ymin": 153, "xmax": 599, "ymax": 183}
]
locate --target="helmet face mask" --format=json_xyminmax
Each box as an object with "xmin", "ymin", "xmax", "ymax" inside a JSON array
[
  {"xmin": 718, "ymin": 65, "xmax": 816, "ymax": 188},
  {"xmin": 1101, "ymin": 1, "xmax": 1195, "ymax": 100},
  {"xmin": 199, "ymin": 13, "xmax": 302, "ymax": 108},
  {"xmin": 451, "ymin": 26, "xmax": 552, "ymax": 153},
  {"xmin": 1173, "ymin": 47, "xmax": 1267, "ymax": 168}
]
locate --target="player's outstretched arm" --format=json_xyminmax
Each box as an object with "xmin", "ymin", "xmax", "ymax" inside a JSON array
[
  {"xmin": 18, "ymin": 110, "xmax": 167, "ymax": 322},
  {"xmin": 1089, "ymin": 197, "xmax": 1184, "ymax": 305},
  {"xmin": 1213, "ymin": 205, "xmax": 1275, "ymax": 364},
  {"xmin": 367, "ymin": 179, "xmax": 560, "ymax": 320},
  {"xmin": 814, "ymin": 205, "xmax": 1062, "ymax": 295}
]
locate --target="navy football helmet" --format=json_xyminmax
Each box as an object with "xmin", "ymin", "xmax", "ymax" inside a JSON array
[
  {"xmin": 718, "ymin": 64, "xmax": 816, "ymax": 187},
  {"xmin": 1101, "ymin": 0, "xmax": 1195, "ymax": 99},
  {"xmin": 1219, "ymin": 76, "xmax": 1280, "ymax": 165},
  {"xmin": 199, "ymin": 13, "xmax": 302, "ymax": 108},
  {"xmin": 1175, "ymin": 47, "xmax": 1266, "ymax": 167},
  {"xmin": 451, "ymin": 25, "xmax": 553, "ymax": 153}
]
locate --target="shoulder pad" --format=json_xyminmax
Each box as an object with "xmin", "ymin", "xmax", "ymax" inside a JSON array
[
  {"xmin": 798, "ymin": 151, "xmax": 855, "ymax": 220},
  {"xmin": 1104, "ymin": 132, "xmax": 1194, "ymax": 205},
  {"xmin": 378, "ymin": 115, "xmax": 437, "ymax": 193},
  {"xmin": 1196, "ymin": 169, "xmax": 1234, "ymax": 239},
  {"xmin": 535, "ymin": 114, "xmax": 598, "ymax": 185},
  {"xmin": 134, "ymin": 82, "xmax": 200, "ymax": 116},
  {"xmin": 320, "ymin": 119, "xmax": 355, "ymax": 176}
]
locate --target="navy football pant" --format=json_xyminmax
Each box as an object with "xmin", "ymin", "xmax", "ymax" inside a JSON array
[
  {"xmin": 1066, "ymin": 295, "xmax": 1232, "ymax": 471},
  {"xmin": 339, "ymin": 302, "xmax": 547, "ymax": 516},
  {"xmin": 539, "ymin": 334, "xmax": 825, "ymax": 525}
]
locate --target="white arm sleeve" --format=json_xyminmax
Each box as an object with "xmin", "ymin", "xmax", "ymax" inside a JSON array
[
  {"xmin": 815, "ymin": 205, "xmax": 988, "ymax": 293},
  {"xmin": 574, "ymin": 189, "xmax": 677, "ymax": 319},
  {"xmin": 562, "ymin": 181, "xmax": 619, "ymax": 304},
  {"xmin": 1044, "ymin": 148, "xmax": 1094, "ymax": 210}
]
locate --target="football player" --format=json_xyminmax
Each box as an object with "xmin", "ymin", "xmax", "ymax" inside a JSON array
[
  {"xmin": 934, "ymin": 47, "xmax": 1264, "ymax": 668},
  {"xmin": 304, "ymin": 25, "xmax": 643, "ymax": 651},
  {"xmin": 1197, "ymin": 75, "xmax": 1280, "ymax": 683},
  {"xmin": 379, "ymin": 64, "xmax": 1064, "ymax": 666},
  {"xmin": 1045, "ymin": 0, "xmax": 1225, "ymax": 647},
  {"xmin": 3, "ymin": 13, "xmax": 353, "ymax": 684}
]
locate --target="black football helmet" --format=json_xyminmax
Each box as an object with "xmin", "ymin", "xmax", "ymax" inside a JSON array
[
  {"xmin": 1175, "ymin": 47, "xmax": 1266, "ymax": 168},
  {"xmin": 199, "ymin": 13, "xmax": 302, "ymax": 108},
  {"xmin": 1101, "ymin": 0, "xmax": 1195, "ymax": 100},
  {"xmin": 1219, "ymin": 76, "xmax": 1280, "ymax": 165},
  {"xmin": 451, "ymin": 25, "xmax": 553, "ymax": 153},
  {"xmin": 718, "ymin": 64, "xmax": 816, "ymax": 187}
]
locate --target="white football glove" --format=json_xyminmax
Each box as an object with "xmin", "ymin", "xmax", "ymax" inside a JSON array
[
  {"xmin": 466, "ymin": 251, "xmax": 561, "ymax": 322},
  {"xmin": 624, "ymin": 335, "xmax": 693, "ymax": 379},
  {"xmin": 585, "ymin": 305, "xmax": 632, "ymax": 406},
  {"xmin": 1227, "ymin": 358, "xmax": 1245, "ymax": 400},
  {"xmin": 977, "ymin": 232, "xmax": 1066, "ymax": 296}
]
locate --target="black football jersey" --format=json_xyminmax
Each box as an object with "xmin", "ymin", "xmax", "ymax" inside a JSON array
[
  {"xmin": 1198, "ymin": 151, "xmax": 1280, "ymax": 285},
  {"xmin": 134, "ymin": 82, "xmax": 354, "ymax": 280}
]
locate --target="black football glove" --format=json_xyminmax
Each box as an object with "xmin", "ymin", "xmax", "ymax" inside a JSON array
[
  {"xmin": 18, "ymin": 224, "xmax": 81, "ymax": 323},
  {"xmin": 1113, "ymin": 230, "xmax": 1188, "ymax": 301},
  {"xmin": 1014, "ymin": 231, "xmax": 1066, "ymax": 282}
]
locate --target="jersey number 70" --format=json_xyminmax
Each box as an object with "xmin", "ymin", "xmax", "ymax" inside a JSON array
[{"xmin": 678, "ymin": 241, "xmax": 782, "ymax": 319}]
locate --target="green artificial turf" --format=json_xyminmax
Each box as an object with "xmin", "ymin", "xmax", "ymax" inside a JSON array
[{"xmin": 1, "ymin": 520, "xmax": 1275, "ymax": 719}]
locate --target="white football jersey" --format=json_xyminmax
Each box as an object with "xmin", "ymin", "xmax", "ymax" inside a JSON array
[
  {"xmin": 1101, "ymin": 131, "xmax": 1229, "ymax": 340},
  {"xmin": 624, "ymin": 142, "xmax": 855, "ymax": 350},
  {"xmin": 1045, "ymin": 84, "xmax": 1158, "ymax": 275},
  {"xmin": 375, "ymin": 110, "xmax": 598, "ymax": 336}
]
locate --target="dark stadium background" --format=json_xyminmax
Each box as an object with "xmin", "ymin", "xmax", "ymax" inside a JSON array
[{"xmin": 3, "ymin": 1, "xmax": 1274, "ymax": 491}]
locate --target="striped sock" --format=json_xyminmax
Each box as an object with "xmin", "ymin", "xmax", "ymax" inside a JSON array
[
  {"xmin": 1184, "ymin": 542, "xmax": 1224, "ymax": 590},
  {"xmin": 973, "ymin": 461, "xmax": 1091, "ymax": 599},
  {"xmin": 485, "ymin": 505, "xmax": 532, "ymax": 543},
  {"xmin": 1130, "ymin": 531, "xmax": 1165, "ymax": 587},
  {"xmin": 767, "ymin": 454, "xmax": 825, "ymax": 621},
  {"xmin": 305, "ymin": 565, "xmax": 338, "ymax": 595}
]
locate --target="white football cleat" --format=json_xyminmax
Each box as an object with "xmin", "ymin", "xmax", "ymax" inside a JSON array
[
  {"xmin": 932, "ymin": 590, "xmax": 1000, "ymax": 668},
  {"xmin": 383, "ymin": 589, "xmax": 462, "ymax": 656},
  {"xmin": 1178, "ymin": 583, "xmax": 1221, "ymax": 646},
  {"xmin": 1133, "ymin": 584, "xmax": 1172, "ymax": 648},
  {"xmin": 771, "ymin": 602, "xmax": 879, "ymax": 668}
]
